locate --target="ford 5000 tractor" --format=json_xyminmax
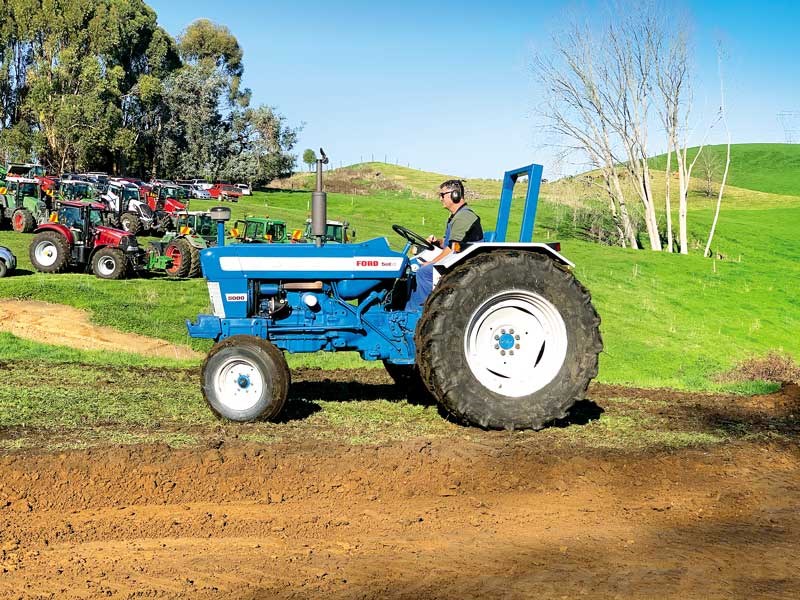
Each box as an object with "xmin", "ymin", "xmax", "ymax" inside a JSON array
[{"xmin": 188, "ymin": 152, "xmax": 602, "ymax": 430}]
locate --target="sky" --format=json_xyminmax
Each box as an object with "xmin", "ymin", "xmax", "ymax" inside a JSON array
[{"xmin": 147, "ymin": 0, "xmax": 800, "ymax": 179}]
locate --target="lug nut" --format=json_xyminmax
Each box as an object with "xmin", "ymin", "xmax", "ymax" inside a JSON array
[
  {"xmin": 494, "ymin": 334, "xmax": 500, "ymax": 340},
  {"xmin": 515, "ymin": 335, "xmax": 520, "ymax": 340},
  {"xmin": 509, "ymin": 350, "xmax": 514, "ymax": 356},
  {"xmin": 500, "ymin": 350, "xmax": 506, "ymax": 356},
  {"xmin": 495, "ymin": 344, "xmax": 499, "ymax": 349},
  {"xmin": 515, "ymin": 344, "xmax": 520, "ymax": 349},
  {"xmin": 509, "ymin": 329, "xmax": 514, "ymax": 334},
  {"xmin": 501, "ymin": 329, "xmax": 506, "ymax": 334}
]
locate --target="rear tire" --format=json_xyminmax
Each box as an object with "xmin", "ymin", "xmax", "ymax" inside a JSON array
[
  {"xmin": 29, "ymin": 231, "xmax": 70, "ymax": 273},
  {"xmin": 164, "ymin": 239, "xmax": 192, "ymax": 278},
  {"xmin": 417, "ymin": 251, "xmax": 602, "ymax": 430},
  {"xmin": 12, "ymin": 209, "xmax": 35, "ymax": 233},
  {"xmin": 0, "ymin": 260, "xmax": 7, "ymax": 278},
  {"xmin": 92, "ymin": 247, "xmax": 127, "ymax": 280},
  {"xmin": 202, "ymin": 335, "xmax": 290, "ymax": 422},
  {"xmin": 120, "ymin": 212, "xmax": 142, "ymax": 235}
]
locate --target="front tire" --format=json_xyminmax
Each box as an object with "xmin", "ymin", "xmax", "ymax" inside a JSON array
[
  {"xmin": 417, "ymin": 251, "xmax": 602, "ymax": 430},
  {"xmin": 186, "ymin": 242, "xmax": 202, "ymax": 278},
  {"xmin": 0, "ymin": 260, "xmax": 8, "ymax": 278},
  {"xmin": 202, "ymin": 335, "xmax": 290, "ymax": 422},
  {"xmin": 29, "ymin": 231, "xmax": 70, "ymax": 273},
  {"xmin": 92, "ymin": 247, "xmax": 127, "ymax": 280}
]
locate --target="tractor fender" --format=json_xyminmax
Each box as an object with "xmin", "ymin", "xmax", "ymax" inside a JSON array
[
  {"xmin": 33, "ymin": 223, "xmax": 74, "ymax": 245},
  {"xmin": 432, "ymin": 242, "xmax": 574, "ymax": 275}
]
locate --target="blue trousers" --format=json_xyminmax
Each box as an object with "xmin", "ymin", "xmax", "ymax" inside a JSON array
[{"xmin": 406, "ymin": 263, "xmax": 435, "ymax": 311}]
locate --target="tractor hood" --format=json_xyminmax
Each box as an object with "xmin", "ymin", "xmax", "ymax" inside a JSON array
[
  {"xmin": 95, "ymin": 226, "xmax": 138, "ymax": 247},
  {"xmin": 164, "ymin": 197, "xmax": 187, "ymax": 212}
]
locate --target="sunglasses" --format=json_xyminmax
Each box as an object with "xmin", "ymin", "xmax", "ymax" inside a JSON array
[{"xmin": 438, "ymin": 190, "xmax": 453, "ymax": 199}]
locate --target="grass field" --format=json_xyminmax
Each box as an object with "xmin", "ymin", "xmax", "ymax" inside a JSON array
[
  {"xmin": 1, "ymin": 144, "xmax": 798, "ymax": 395},
  {"xmin": 649, "ymin": 142, "xmax": 800, "ymax": 197}
]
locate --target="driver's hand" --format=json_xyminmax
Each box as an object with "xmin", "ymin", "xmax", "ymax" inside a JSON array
[{"xmin": 427, "ymin": 235, "xmax": 442, "ymax": 248}]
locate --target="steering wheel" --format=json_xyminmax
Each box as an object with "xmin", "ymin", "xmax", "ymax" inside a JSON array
[{"xmin": 392, "ymin": 224, "xmax": 435, "ymax": 251}]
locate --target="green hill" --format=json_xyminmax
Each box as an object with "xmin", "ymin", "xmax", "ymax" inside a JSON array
[
  {"xmin": 271, "ymin": 162, "xmax": 527, "ymax": 199},
  {"xmin": 650, "ymin": 143, "xmax": 800, "ymax": 197}
]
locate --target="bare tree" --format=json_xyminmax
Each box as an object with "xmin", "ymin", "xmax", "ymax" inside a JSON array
[
  {"xmin": 535, "ymin": 5, "xmax": 690, "ymax": 251},
  {"xmin": 535, "ymin": 22, "xmax": 641, "ymax": 249},
  {"xmin": 704, "ymin": 48, "xmax": 731, "ymax": 258},
  {"xmin": 697, "ymin": 150, "xmax": 719, "ymax": 197}
]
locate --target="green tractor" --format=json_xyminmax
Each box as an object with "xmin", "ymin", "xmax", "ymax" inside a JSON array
[
  {"xmin": 0, "ymin": 178, "xmax": 53, "ymax": 233},
  {"xmin": 58, "ymin": 179, "xmax": 98, "ymax": 202},
  {"xmin": 229, "ymin": 216, "xmax": 288, "ymax": 243},
  {"xmin": 300, "ymin": 218, "xmax": 355, "ymax": 243},
  {"xmin": 147, "ymin": 210, "xmax": 217, "ymax": 278}
]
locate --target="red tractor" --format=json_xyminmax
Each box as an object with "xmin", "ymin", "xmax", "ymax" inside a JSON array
[
  {"xmin": 28, "ymin": 200, "xmax": 146, "ymax": 279},
  {"xmin": 147, "ymin": 183, "xmax": 189, "ymax": 214}
]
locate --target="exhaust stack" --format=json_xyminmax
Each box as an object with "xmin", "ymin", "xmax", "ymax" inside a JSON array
[{"xmin": 311, "ymin": 148, "xmax": 329, "ymax": 247}]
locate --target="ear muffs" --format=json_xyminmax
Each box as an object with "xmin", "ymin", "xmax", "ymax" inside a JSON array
[{"xmin": 450, "ymin": 188, "xmax": 462, "ymax": 203}]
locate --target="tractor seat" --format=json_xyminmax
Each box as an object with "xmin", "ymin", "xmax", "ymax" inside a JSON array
[{"xmin": 483, "ymin": 231, "xmax": 497, "ymax": 242}]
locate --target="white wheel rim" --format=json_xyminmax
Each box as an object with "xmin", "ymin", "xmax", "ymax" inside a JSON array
[
  {"xmin": 464, "ymin": 290, "xmax": 568, "ymax": 398},
  {"xmin": 34, "ymin": 241, "xmax": 58, "ymax": 267},
  {"xmin": 97, "ymin": 256, "xmax": 117, "ymax": 276},
  {"xmin": 212, "ymin": 357, "xmax": 265, "ymax": 412}
]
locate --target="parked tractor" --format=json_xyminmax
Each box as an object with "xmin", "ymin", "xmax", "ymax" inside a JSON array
[
  {"xmin": 0, "ymin": 178, "xmax": 53, "ymax": 233},
  {"xmin": 0, "ymin": 245, "xmax": 16, "ymax": 277},
  {"xmin": 148, "ymin": 210, "xmax": 217, "ymax": 278},
  {"xmin": 101, "ymin": 181, "xmax": 172, "ymax": 235},
  {"xmin": 230, "ymin": 216, "xmax": 288, "ymax": 243},
  {"xmin": 147, "ymin": 183, "xmax": 189, "ymax": 216},
  {"xmin": 58, "ymin": 179, "xmax": 98, "ymax": 202},
  {"xmin": 3, "ymin": 163, "xmax": 46, "ymax": 181},
  {"xmin": 187, "ymin": 151, "xmax": 603, "ymax": 430},
  {"xmin": 299, "ymin": 218, "xmax": 354, "ymax": 243},
  {"xmin": 28, "ymin": 200, "xmax": 146, "ymax": 279}
]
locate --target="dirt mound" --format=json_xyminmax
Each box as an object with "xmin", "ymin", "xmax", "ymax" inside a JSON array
[{"xmin": 0, "ymin": 300, "xmax": 201, "ymax": 360}]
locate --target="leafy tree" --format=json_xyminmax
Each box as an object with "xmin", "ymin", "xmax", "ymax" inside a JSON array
[
  {"xmin": 0, "ymin": 4, "xmax": 298, "ymax": 181},
  {"xmin": 303, "ymin": 149, "xmax": 317, "ymax": 171}
]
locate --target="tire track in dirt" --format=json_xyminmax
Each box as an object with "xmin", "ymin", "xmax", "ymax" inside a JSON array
[
  {"xmin": 0, "ymin": 300, "xmax": 201, "ymax": 360},
  {"xmin": 0, "ymin": 440, "xmax": 798, "ymax": 599}
]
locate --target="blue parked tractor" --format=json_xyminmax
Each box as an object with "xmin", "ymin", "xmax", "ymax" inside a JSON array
[{"xmin": 188, "ymin": 151, "xmax": 602, "ymax": 430}]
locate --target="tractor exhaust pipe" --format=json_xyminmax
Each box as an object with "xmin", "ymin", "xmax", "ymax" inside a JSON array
[{"xmin": 311, "ymin": 148, "xmax": 329, "ymax": 247}]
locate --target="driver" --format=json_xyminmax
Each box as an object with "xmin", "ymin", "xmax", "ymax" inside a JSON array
[{"xmin": 406, "ymin": 180, "xmax": 483, "ymax": 310}]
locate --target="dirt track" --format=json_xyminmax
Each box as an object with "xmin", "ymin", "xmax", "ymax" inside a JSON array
[
  {"xmin": 1, "ymin": 431, "xmax": 798, "ymax": 598},
  {"xmin": 0, "ymin": 300, "xmax": 201, "ymax": 360}
]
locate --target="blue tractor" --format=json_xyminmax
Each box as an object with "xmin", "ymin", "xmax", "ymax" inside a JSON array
[{"xmin": 188, "ymin": 151, "xmax": 602, "ymax": 430}]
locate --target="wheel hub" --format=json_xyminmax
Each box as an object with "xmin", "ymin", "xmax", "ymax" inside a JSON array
[
  {"xmin": 465, "ymin": 290, "xmax": 568, "ymax": 398},
  {"xmin": 213, "ymin": 358, "xmax": 265, "ymax": 412}
]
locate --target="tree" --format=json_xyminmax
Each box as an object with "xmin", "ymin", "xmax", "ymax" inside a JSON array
[
  {"xmin": 536, "ymin": 2, "xmax": 710, "ymax": 253},
  {"xmin": 704, "ymin": 48, "xmax": 731, "ymax": 258},
  {"xmin": 697, "ymin": 150, "xmax": 719, "ymax": 197},
  {"xmin": 535, "ymin": 23, "xmax": 639, "ymax": 249},
  {"xmin": 303, "ymin": 149, "xmax": 317, "ymax": 171},
  {"xmin": 178, "ymin": 19, "xmax": 246, "ymax": 103},
  {"xmin": 0, "ymin": 0, "xmax": 180, "ymax": 174}
]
